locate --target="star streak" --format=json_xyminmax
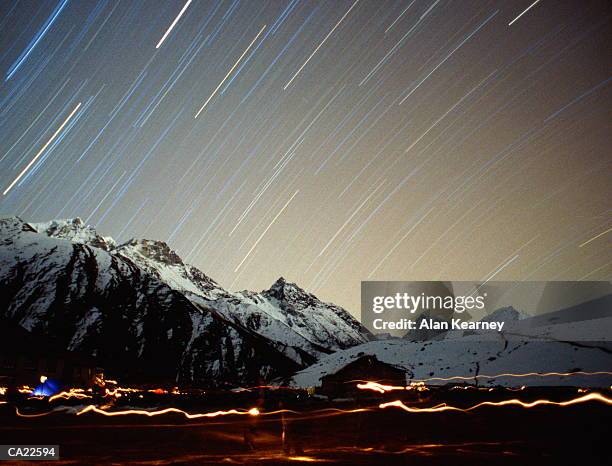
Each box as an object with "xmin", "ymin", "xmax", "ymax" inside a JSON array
[
  {"xmin": 194, "ymin": 24, "xmax": 267, "ymax": 118},
  {"xmin": 155, "ymin": 0, "xmax": 194, "ymax": 49},
  {"xmin": 3, "ymin": 102, "xmax": 82, "ymax": 196}
]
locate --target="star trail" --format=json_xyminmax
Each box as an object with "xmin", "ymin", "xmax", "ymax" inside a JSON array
[{"xmin": 1, "ymin": 0, "xmax": 610, "ymax": 315}]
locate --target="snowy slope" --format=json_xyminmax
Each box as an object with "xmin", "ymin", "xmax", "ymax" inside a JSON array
[
  {"xmin": 114, "ymin": 240, "xmax": 371, "ymax": 360},
  {"xmin": 290, "ymin": 319, "xmax": 612, "ymax": 388},
  {"xmin": 114, "ymin": 238, "xmax": 222, "ymax": 298},
  {"xmin": 226, "ymin": 279, "xmax": 369, "ymax": 348},
  {"xmin": 30, "ymin": 217, "xmax": 117, "ymax": 251}
]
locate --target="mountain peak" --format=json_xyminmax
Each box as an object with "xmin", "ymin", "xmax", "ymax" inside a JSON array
[
  {"xmin": 266, "ymin": 276, "xmax": 306, "ymax": 301},
  {"xmin": 271, "ymin": 276, "xmax": 287, "ymax": 288},
  {"xmin": 29, "ymin": 218, "xmax": 116, "ymax": 251},
  {"xmin": 117, "ymin": 238, "xmax": 183, "ymax": 266}
]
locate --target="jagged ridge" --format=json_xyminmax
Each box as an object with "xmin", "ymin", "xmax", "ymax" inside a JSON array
[{"xmin": 0, "ymin": 217, "xmax": 371, "ymax": 386}]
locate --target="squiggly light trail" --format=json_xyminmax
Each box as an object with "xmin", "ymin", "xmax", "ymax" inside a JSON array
[
  {"xmin": 411, "ymin": 371, "xmax": 612, "ymax": 383},
  {"xmin": 48, "ymin": 389, "xmax": 91, "ymax": 402},
  {"xmin": 380, "ymin": 392, "xmax": 612, "ymax": 414},
  {"xmin": 12, "ymin": 391, "xmax": 612, "ymax": 422},
  {"xmin": 76, "ymin": 405, "xmax": 261, "ymax": 419},
  {"xmin": 356, "ymin": 371, "xmax": 612, "ymax": 393}
]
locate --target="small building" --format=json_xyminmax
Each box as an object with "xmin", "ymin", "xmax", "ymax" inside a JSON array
[
  {"xmin": 0, "ymin": 322, "xmax": 100, "ymax": 389},
  {"xmin": 319, "ymin": 355, "xmax": 406, "ymax": 398}
]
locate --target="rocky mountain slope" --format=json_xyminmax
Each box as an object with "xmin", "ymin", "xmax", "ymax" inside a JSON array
[{"xmin": 0, "ymin": 217, "xmax": 371, "ymax": 386}]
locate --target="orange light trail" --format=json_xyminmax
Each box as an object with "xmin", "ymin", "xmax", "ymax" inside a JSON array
[
  {"xmin": 104, "ymin": 386, "xmax": 143, "ymax": 397},
  {"xmin": 15, "ymin": 408, "xmax": 56, "ymax": 418},
  {"xmin": 49, "ymin": 389, "xmax": 91, "ymax": 402},
  {"xmin": 379, "ymin": 392, "xmax": 612, "ymax": 414},
  {"xmin": 13, "ymin": 404, "xmax": 367, "ymax": 421},
  {"xmin": 75, "ymin": 405, "xmax": 261, "ymax": 419},
  {"xmin": 356, "ymin": 382, "xmax": 406, "ymax": 393},
  {"xmin": 356, "ymin": 381, "xmax": 428, "ymax": 393},
  {"xmin": 11, "ymin": 388, "xmax": 612, "ymax": 422},
  {"xmin": 411, "ymin": 370, "xmax": 612, "ymax": 383},
  {"xmin": 287, "ymin": 456, "xmax": 328, "ymax": 462},
  {"xmin": 148, "ymin": 388, "xmax": 168, "ymax": 394}
]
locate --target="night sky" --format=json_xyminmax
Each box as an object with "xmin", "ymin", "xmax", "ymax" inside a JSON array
[{"xmin": 1, "ymin": 0, "xmax": 610, "ymax": 315}]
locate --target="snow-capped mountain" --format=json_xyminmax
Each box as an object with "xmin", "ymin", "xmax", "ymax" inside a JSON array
[
  {"xmin": 114, "ymin": 238, "xmax": 222, "ymax": 297},
  {"xmin": 290, "ymin": 299, "xmax": 612, "ymax": 388},
  {"xmin": 0, "ymin": 216, "xmax": 370, "ymax": 386},
  {"xmin": 290, "ymin": 324, "xmax": 612, "ymax": 389},
  {"xmin": 30, "ymin": 218, "xmax": 117, "ymax": 251},
  {"xmin": 110, "ymin": 231, "xmax": 370, "ymax": 364},
  {"xmin": 215, "ymin": 277, "xmax": 371, "ymax": 355}
]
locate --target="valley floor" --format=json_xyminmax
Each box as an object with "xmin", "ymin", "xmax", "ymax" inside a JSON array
[{"xmin": 0, "ymin": 387, "xmax": 610, "ymax": 465}]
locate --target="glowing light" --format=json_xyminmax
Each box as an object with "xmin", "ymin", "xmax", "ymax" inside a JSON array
[
  {"xmin": 76, "ymin": 405, "xmax": 261, "ymax": 419},
  {"xmin": 356, "ymin": 382, "xmax": 408, "ymax": 393},
  {"xmin": 11, "ymin": 383, "xmax": 612, "ymax": 425},
  {"xmin": 507, "ymin": 386, "xmax": 526, "ymax": 392},
  {"xmin": 355, "ymin": 380, "xmax": 428, "ymax": 393},
  {"xmin": 105, "ymin": 386, "xmax": 142, "ymax": 397},
  {"xmin": 3, "ymin": 102, "xmax": 82, "ymax": 195},
  {"xmin": 287, "ymin": 456, "xmax": 327, "ymax": 462},
  {"xmin": 380, "ymin": 392, "xmax": 612, "ymax": 413},
  {"xmin": 412, "ymin": 370, "xmax": 612, "ymax": 383},
  {"xmin": 49, "ymin": 389, "xmax": 91, "ymax": 402},
  {"xmin": 148, "ymin": 388, "xmax": 168, "ymax": 394},
  {"xmin": 15, "ymin": 408, "xmax": 55, "ymax": 418}
]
